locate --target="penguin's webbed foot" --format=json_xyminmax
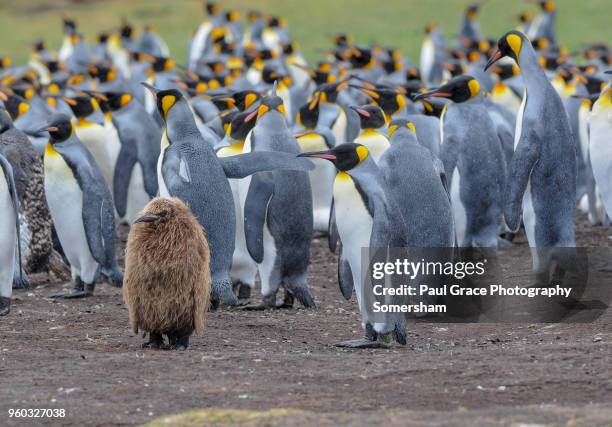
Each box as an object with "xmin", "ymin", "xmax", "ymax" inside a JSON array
[
  {"xmin": 0, "ymin": 297, "xmax": 10, "ymax": 316},
  {"xmin": 334, "ymin": 338, "xmax": 390, "ymax": 349},
  {"xmin": 241, "ymin": 294, "xmax": 278, "ymax": 311},
  {"xmin": 233, "ymin": 283, "xmax": 253, "ymax": 305},
  {"xmin": 212, "ymin": 279, "xmax": 238, "ymax": 307},
  {"xmin": 142, "ymin": 332, "xmax": 164, "ymax": 349},
  {"xmin": 49, "ymin": 282, "xmax": 95, "ymax": 299},
  {"xmin": 284, "ymin": 283, "xmax": 316, "ymax": 308}
]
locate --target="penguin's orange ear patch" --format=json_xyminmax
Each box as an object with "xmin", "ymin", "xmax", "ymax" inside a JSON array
[
  {"xmin": 468, "ymin": 79, "xmax": 481, "ymax": 98},
  {"xmin": 245, "ymin": 93, "xmax": 257, "ymax": 109},
  {"xmin": 506, "ymin": 34, "xmax": 522, "ymax": 62},
  {"xmin": 161, "ymin": 95, "xmax": 176, "ymax": 116},
  {"xmin": 356, "ymin": 145, "xmax": 369, "ymax": 163}
]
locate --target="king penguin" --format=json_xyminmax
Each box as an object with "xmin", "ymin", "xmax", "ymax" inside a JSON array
[
  {"xmin": 588, "ymin": 81, "xmax": 612, "ymax": 220},
  {"xmin": 238, "ymin": 90, "xmax": 316, "ymax": 309},
  {"xmin": 485, "ymin": 30, "xmax": 576, "ymax": 275},
  {"xmin": 415, "ymin": 75, "xmax": 506, "ymax": 250},
  {"xmin": 299, "ymin": 143, "xmax": 408, "ymax": 348},
  {"xmin": 0, "ymin": 153, "xmax": 25, "ymax": 316},
  {"xmin": 351, "ymin": 105, "xmax": 390, "ymax": 163},
  {"xmin": 41, "ymin": 114, "xmax": 123, "ymax": 297}
]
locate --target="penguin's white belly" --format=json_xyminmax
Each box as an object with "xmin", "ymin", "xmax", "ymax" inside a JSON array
[
  {"xmin": 589, "ymin": 113, "xmax": 612, "ymax": 218},
  {"xmin": 189, "ymin": 22, "xmax": 212, "ymax": 68},
  {"xmin": 492, "ymin": 86, "xmax": 521, "ymax": 115},
  {"xmin": 144, "ymin": 78, "xmax": 156, "ymax": 115},
  {"xmin": 331, "ymin": 109, "xmax": 347, "ymax": 145},
  {"xmin": 157, "ymin": 132, "xmax": 170, "ymax": 197},
  {"xmin": 514, "ymin": 89, "xmax": 527, "ymax": 149},
  {"xmin": 578, "ymin": 103, "xmax": 590, "ymax": 163},
  {"xmin": 287, "ymin": 61, "xmax": 310, "ymax": 89},
  {"xmin": 354, "ymin": 131, "xmax": 390, "ymax": 163},
  {"xmin": 0, "ymin": 169, "xmax": 16, "ymax": 298},
  {"xmin": 450, "ymin": 168, "xmax": 467, "ymax": 246},
  {"xmin": 333, "ymin": 174, "xmax": 373, "ymax": 312},
  {"xmin": 125, "ymin": 163, "xmax": 150, "ymax": 224},
  {"xmin": 278, "ymin": 87, "xmax": 293, "ymax": 125},
  {"xmin": 420, "ymin": 38, "xmax": 434, "ymax": 84},
  {"xmin": 299, "ymin": 135, "xmax": 334, "ymax": 232},
  {"xmin": 76, "ymin": 124, "xmax": 114, "ymax": 188},
  {"xmin": 44, "ymin": 153, "xmax": 99, "ymax": 282},
  {"xmin": 104, "ymin": 121, "xmax": 122, "ymax": 174}
]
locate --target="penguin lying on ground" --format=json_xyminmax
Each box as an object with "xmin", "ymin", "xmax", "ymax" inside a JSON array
[
  {"xmin": 41, "ymin": 114, "xmax": 123, "ymax": 298},
  {"xmin": 485, "ymin": 30, "xmax": 576, "ymax": 277},
  {"xmin": 299, "ymin": 143, "xmax": 407, "ymax": 348},
  {"xmin": 0, "ymin": 152, "xmax": 26, "ymax": 316},
  {"xmin": 124, "ymin": 197, "xmax": 211, "ymax": 350}
]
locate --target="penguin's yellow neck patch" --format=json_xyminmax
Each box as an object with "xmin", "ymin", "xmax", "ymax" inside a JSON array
[
  {"xmin": 598, "ymin": 90, "xmax": 612, "ymax": 109},
  {"xmin": 45, "ymin": 142, "xmax": 60, "ymax": 157},
  {"xmin": 336, "ymin": 171, "xmax": 351, "ymax": 181},
  {"xmin": 356, "ymin": 145, "xmax": 369, "ymax": 162},
  {"xmin": 76, "ymin": 117, "xmax": 94, "ymax": 127},
  {"xmin": 492, "ymin": 82, "xmax": 507, "ymax": 96},
  {"xmin": 361, "ymin": 128, "xmax": 381, "ymax": 138},
  {"xmin": 161, "ymin": 95, "xmax": 176, "ymax": 116},
  {"xmin": 506, "ymin": 34, "xmax": 522, "ymax": 64}
]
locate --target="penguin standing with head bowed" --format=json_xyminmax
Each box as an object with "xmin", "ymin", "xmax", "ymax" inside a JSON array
[
  {"xmin": 0, "ymin": 152, "xmax": 26, "ymax": 315},
  {"xmin": 299, "ymin": 143, "xmax": 407, "ymax": 348},
  {"xmin": 414, "ymin": 75, "xmax": 506, "ymax": 250},
  {"xmin": 238, "ymin": 85, "xmax": 316, "ymax": 309},
  {"xmin": 41, "ymin": 114, "xmax": 123, "ymax": 298},
  {"xmin": 485, "ymin": 30, "xmax": 576, "ymax": 276}
]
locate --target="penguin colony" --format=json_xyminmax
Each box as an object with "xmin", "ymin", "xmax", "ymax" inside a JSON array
[{"xmin": 0, "ymin": 0, "xmax": 610, "ymax": 348}]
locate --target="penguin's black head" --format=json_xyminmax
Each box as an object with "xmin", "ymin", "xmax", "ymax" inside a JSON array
[
  {"xmin": 518, "ymin": 11, "xmax": 533, "ymax": 23},
  {"xmin": 0, "ymin": 56, "xmax": 11, "ymax": 70},
  {"xmin": 388, "ymin": 118, "xmax": 416, "ymax": 139},
  {"xmin": 101, "ymin": 92, "xmax": 133, "ymax": 111},
  {"xmin": 317, "ymin": 80, "xmax": 349, "ymax": 104},
  {"xmin": 352, "ymin": 85, "xmax": 406, "ymax": 117},
  {"xmin": 485, "ymin": 30, "xmax": 527, "ymax": 70},
  {"xmin": 443, "ymin": 61, "xmax": 467, "ymax": 77},
  {"xmin": 205, "ymin": 2, "xmax": 221, "ymax": 15},
  {"xmin": 226, "ymin": 109, "xmax": 258, "ymax": 141},
  {"xmin": 88, "ymin": 64, "xmax": 116, "ymax": 83},
  {"xmin": 298, "ymin": 143, "xmax": 369, "ymax": 172},
  {"xmin": 213, "ymin": 90, "xmax": 260, "ymax": 112},
  {"xmin": 152, "ymin": 56, "xmax": 175, "ymax": 73},
  {"xmin": 405, "ymin": 67, "xmax": 421, "ymax": 81},
  {"xmin": 262, "ymin": 66, "xmax": 293, "ymax": 87},
  {"xmin": 419, "ymin": 97, "xmax": 449, "ymax": 118},
  {"xmin": 488, "ymin": 63, "xmax": 520, "ymax": 81},
  {"xmin": 350, "ymin": 105, "xmax": 387, "ymax": 129},
  {"xmin": 120, "ymin": 20, "xmax": 133, "ymax": 40},
  {"xmin": 414, "ymin": 75, "xmax": 481, "ymax": 104},
  {"xmin": 540, "ymin": 0, "xmax": 556, "ymax": 12},
  {"xmin": 3, "ymin": 94, "xmax": 30, "ymax": 120},
  {"xmin": 142, "ymin": 83, "xmax": 183, "ymax": 119},
  {"xmin": 296, "ymin": 93, "xmax": 320, "ymax": 130},
  {"xmin": 466, "ymin": 4, "xmax": 480, "ymax": 20},
  {"xmin": 63, "ymin": 95, "xmax": 99, "ymax": 118},
  {"xmin": 41, "ymin": 114, "xmax": 73, "ymax": 143}
]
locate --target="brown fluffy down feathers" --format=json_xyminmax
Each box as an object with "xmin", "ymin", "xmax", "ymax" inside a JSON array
[{"xmin": 123, "ymin": 197, "xmax": 211, "ymax": 336}]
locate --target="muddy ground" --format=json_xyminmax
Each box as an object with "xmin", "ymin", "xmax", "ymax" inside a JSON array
[{"xmin": 1, "ymin": 217, "xmax": 611, "ymax": 427}]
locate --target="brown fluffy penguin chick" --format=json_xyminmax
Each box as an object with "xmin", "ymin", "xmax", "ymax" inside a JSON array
[{"xmin": 123, "ymin": 197, "xmax": 211, "ymax": 350}]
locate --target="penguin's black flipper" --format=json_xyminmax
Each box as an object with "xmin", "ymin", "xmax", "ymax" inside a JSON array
[
  {"xmin": 338, "ymin": 247, "xmax": 353, "ymax": 300},
  {"xmin": 328, "ymin": 200, "xmax": 339, "ymax": 253},
  {"xmin": 0, "ymin": 153, "xmax": 26, "ymax": 288},
  {"xmin": 218, "ymin": 152, "xmax": 315, "ymax": 179},
  {"xmin": 244, "ymin": 173, "xmax": 274, "ymax": 264},
  {"xmin": 113, "ymin": 144, "xmax": 138, "ymax": 218}
]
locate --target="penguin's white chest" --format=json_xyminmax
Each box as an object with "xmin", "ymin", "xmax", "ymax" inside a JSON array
[
  {"xmin": 420, "ymin": 38, "xmax": 435, "ymax": 82},
  {"xmin": 589, "ymin": 101, "xmax": 612, "ymax": 217},
  {"xmin": 0, "ymin": 168, "xmax": 16, "ymax": 296},
  {"xmin": 104, "ymin": 118, "xmax": 122, "ymax": 170},
  {"xmin": 44, "ymin": 149, "xmax": 97, "ymax": 275},
  {"xmin": 298, "ymin": 134, "xmax": 335, "ymax": 232},
  {"xmin": 514, "ymin": 89, "xmax": 528, "ymax": 149},
  {"xmin": 354, "ymin": 130, "xmax": 390, "ymax": 163},
  {"xmin": 331, "ymin": 108, "xmax": 348, "ymax": 145},
  {"xmin": 333, "ymin": 173, "xmax": 373, "ymax": 309},
  {"xmin": 76, "ymin": 122, "xmax": 114, "ymax": 187},
  {"xmin": 157, "ymin": 130, "xmax": 171, "ymax": 197}
]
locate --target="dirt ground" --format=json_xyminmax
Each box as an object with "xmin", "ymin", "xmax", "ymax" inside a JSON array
[{"xmin": 1, "ymin": 217, "xmax": 611, "ymax": 427}]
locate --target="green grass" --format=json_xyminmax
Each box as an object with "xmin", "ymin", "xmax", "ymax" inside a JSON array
[{"xmin": 0, "ymin": 0, "xmax": 611, "ymax": 66}]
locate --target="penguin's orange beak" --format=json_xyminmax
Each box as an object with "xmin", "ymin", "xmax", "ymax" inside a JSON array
[
  {"xmin": 484, "ymin": 50, "xmax": 503, "ymax": 71},
  {"xmin": 412, "ymin": 90, "xmax": 451, "ymax": 100},
  {"xmin": 349, "ymin": 105, "xmax": 371, "ymax": 117}
]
